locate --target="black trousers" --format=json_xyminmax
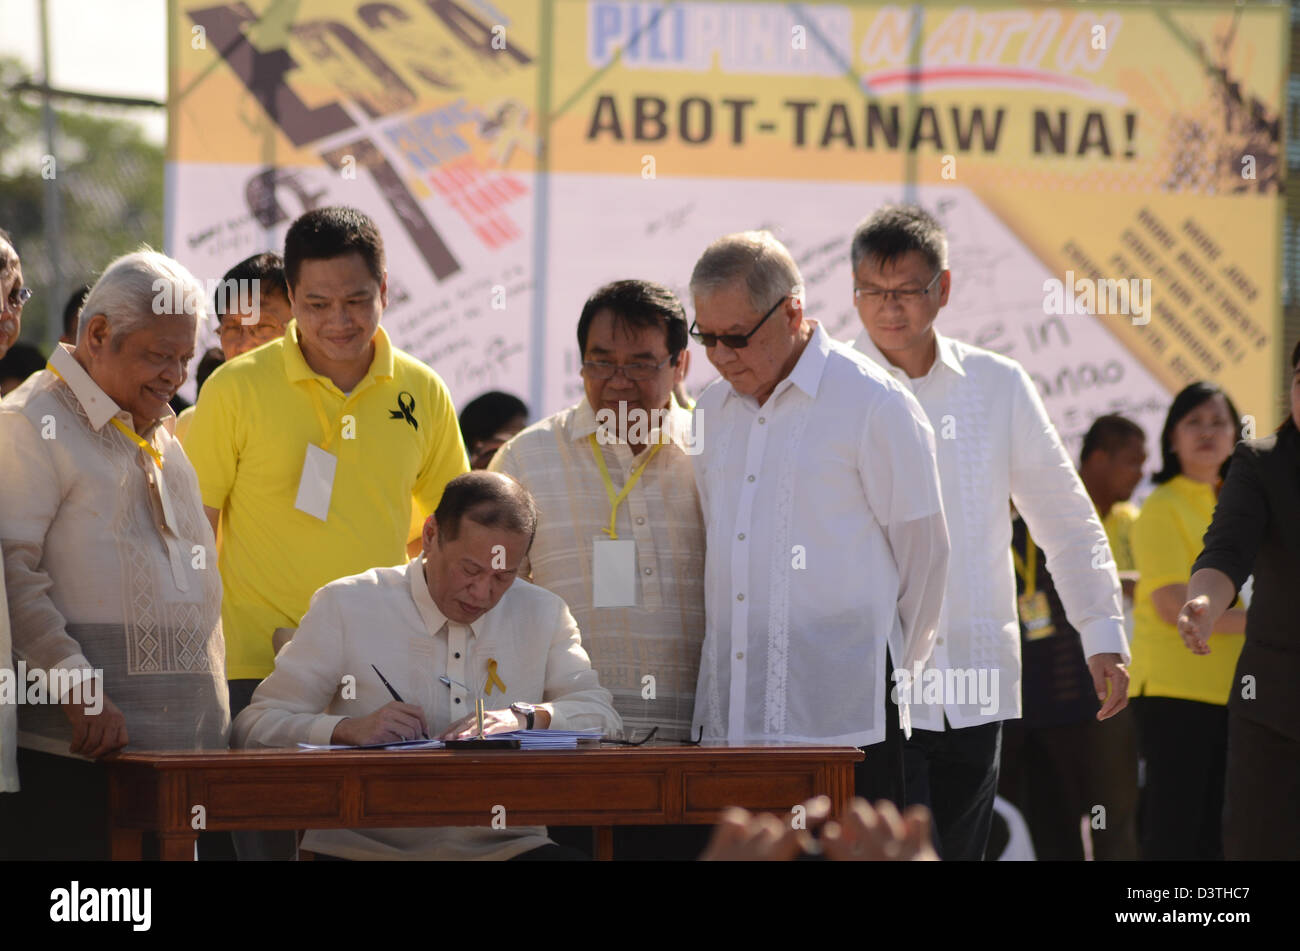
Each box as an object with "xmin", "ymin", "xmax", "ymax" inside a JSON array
[
  {"xmin": 1223, "ymin": 712, "xmax": 1300, "ymax": 860},
  {"xmin": 999, "ymin": 706, "xmax": 1139, "ymax": 860},
  {"xmin": 0, "ymin": 747, "xmax": 113, "ymax": 860},
  {"xmin": 1133, "ymin": 696, "xmax": 1227, "ymax": 861},
  {"xmin": 853, "ymin": 655, "xmax": 1003, "ymax": 861}
]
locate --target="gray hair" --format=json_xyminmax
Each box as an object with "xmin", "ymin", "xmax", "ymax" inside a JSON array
[
  {"xmin": 850, "ymin": 204, "xmax": 949, "ymax": 274},
  {"xmin": 689, "ymin": 230, "xmax": 804, "ymax": 316},
  {"xmin": 78, "ymin": 247, "xmax": 205, "ymax": 345}
]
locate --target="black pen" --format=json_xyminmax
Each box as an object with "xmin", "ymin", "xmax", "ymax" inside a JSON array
[{"xmin": 371, "ymin": 664, "xmax": 429, "ymax": 739}]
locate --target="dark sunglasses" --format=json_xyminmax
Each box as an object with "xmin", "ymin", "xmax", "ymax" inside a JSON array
[{"xmin": 689, "ymin": 295, "xmax": 788, "ymax": 349}]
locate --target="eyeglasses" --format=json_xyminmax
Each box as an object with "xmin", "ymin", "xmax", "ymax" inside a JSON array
[
  {"xmin": 599, "ymin": 725, "xmax": 704, "ymax": 746},
  {"xmin": 5, "ymin": 287, "xmax": 32, "ymax": 312},
  {"xmin": 689, "ymin": 295, "xmax": 788, "ymax": 349},
  {"xmin": 853, "ymin": 270, "xmax": 943, "ymax": 305},
  {"xmin": 581, "ymin": 354, "xmax": 676, "ymax": 381}
]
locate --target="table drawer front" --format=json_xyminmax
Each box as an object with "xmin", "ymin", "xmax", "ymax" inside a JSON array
[
  {"xmin": 360, "ymin": 771, "xmax": 664, "ymax": 822},
  {"xmin": 682, "ymin": 771, "xmax": 817, "ymax": 821},
  {"xmin": 200, "ymin": 774, "xmax": 344, "ymax": 822}
]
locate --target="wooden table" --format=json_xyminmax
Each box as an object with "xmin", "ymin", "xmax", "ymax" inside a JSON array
[{"xmin": 105, "ymin": 743, "xmax": 862, "ymax": 860}]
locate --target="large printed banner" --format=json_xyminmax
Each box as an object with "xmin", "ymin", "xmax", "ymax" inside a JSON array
[{"xmin": 167, "ymin": 0, "xmax": 1287, "ymax": 457}]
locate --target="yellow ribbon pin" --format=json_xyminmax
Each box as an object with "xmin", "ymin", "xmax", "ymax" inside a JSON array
[{"xmin": 484, "ymin": 658, "xmax": 506, "ymax": 695}]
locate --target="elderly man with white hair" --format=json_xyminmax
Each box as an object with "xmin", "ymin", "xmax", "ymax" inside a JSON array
[
  {"xmin": 0, "ymin": 248, "xmax": 229, "ymax": 859},
  {"xmin": 687, "ymin": 230, "xmax": 950, "ymax": 780},
  {"xmin": 0, "ymin": 228, "xmax": 27, "ymax": 360}
]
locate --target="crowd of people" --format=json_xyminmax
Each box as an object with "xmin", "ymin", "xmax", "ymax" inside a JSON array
[{"xmin": 0, "ymin": 205, "xmax": 1295, "ymax": 862}]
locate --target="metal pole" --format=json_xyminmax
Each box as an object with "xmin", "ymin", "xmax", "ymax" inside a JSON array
[{"xmin": 39, "ymin": 0, "xmax": 64, "ymax": 351}]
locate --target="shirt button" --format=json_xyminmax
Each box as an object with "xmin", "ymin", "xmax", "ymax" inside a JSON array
[
  {"xmin": 737, "ymin": 532, "xmax": 745, "ymax": 541},
  {"xmin": 454, "ymin": 652, "xmax": 461, "ymax": 659},
  {"xmin": 936, "ymin": 638, "xmax": 944, "ymax": 646},
  {"xmin": 736, "ymin": 651, "xmax": 744, "ymax": 660},
  {"xmin": 747, "ymin": 475, "xmax": 755, "ymax": 482},
  {"xmin": 758, "ymin": 417, "xmax": 766, "ymax": 424},
  {"xmin": 737, "ymin": 593, "xmax": 745, "ymax": 601},
  {"xmin": 455, "ymin": 697, "xmax": 461, "ymax": 704},
  {"xmin": 643, "ymin": 567, "xmax": 653, "ymax": 576},
  {"xmin": 636, "ymin": 517, "xmax": 645, "ymax": 525}
]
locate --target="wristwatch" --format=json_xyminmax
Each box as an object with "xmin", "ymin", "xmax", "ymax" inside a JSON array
[{"xmin": 510, "ymin": 701, "xmax": 537, "ymax": 730}]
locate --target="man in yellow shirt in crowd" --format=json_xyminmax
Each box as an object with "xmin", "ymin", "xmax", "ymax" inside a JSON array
[{"xmin": 186, "ymin": 205, "xmax": 468, "ymax": 729}]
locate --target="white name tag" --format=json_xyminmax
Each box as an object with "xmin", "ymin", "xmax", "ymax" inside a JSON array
[
  {"xmin": 592, "ymin": 537, "xmax": 637, "ymax": 608},
  {"xmin": 294, "ymin": 444, "xmax": 337, "ymax": 521}
]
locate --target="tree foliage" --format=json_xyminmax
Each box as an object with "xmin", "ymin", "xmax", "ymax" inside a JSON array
[{"xmin": 0, "ymin": 55, "xmax": 164, "ymax": 345}]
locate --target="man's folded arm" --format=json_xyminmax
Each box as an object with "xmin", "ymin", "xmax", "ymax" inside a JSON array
[
  {"xmin": 231, "ymin": 591, "xmax": 349, "ymax": 749},
  {"xmin": 538, "ymin": 599, "xmax": 622, "ymax": 734}
]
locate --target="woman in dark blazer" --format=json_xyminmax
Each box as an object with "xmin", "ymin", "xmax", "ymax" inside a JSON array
[{"xmin": 1178, "ymin": 338, "xmax": 1300, "ymax": 859}]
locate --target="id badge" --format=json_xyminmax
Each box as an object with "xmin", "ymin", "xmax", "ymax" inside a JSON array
[
  {"xmin": 593, "ymin": 537, "xmax": 637, "ymax": 607},
  {"xmin": 1018, "ymin": 590, "xmax": 1056, "ymax": 640},
  {"xmin": 294, "ymin": 444, "xmax": 337, "ymax": 521}
]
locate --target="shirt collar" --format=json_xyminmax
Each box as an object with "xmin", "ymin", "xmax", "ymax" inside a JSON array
[
  {"xmin": 722, "ymin": 320, "xmax": 832, "ymax": 408},
  {"xmin": 48, "ymin": 343, "xmax": 169, "ymax": 436},
  {"xmin": 408, "ymin": 557, "xmax": 477, "ymax": 639},
  {"xmin": 851, "ymin": 327, "xmax": 966, "ymax": 381},
  {"xmin": 568, "ymin": 393, "xmax": 696, "ymax": 452},
  {"xmin": 282, "ymin": 320, "xmax": 394, "ymax": 389}
]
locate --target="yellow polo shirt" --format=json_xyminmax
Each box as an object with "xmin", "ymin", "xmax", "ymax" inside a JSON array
[
  {"xmin": 1129, "ymin": 475, "xmax": 1243, "ymax": 705},
  {"xmin": 185, "ymin": 322, "xmax": 468, "ymax": 679},
  {"xmin": 1103, "ymin": 501, "xmax": 1138, "ymax": 573}
]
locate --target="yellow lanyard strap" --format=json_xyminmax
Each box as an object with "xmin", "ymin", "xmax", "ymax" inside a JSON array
[
  {"xmin": 47, "ymin": 363, "xmax": 163, "ymax": 468},
  {"xmin": 307, "ymin": 383, "xmax": 346, "ymax": 452},
  {"xmin": 588, "ymin": 433, "xmax": 663, "ymax": 540},
  {"xmin": 1011, "ymin": 535, "xmax": 1038, "ymax": 597}
]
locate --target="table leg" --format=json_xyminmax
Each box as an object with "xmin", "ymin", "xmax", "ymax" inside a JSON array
[
  {"xmin": 594, "ymin": 826, "xmax": 614, "ymax": 861},
  {"xmin": 109, "ymin": 827, "xmax": 143, "ymax": 861},
  {"xmin": 158, "ymin": 832, "xmax": 198, "ymax": 861}
]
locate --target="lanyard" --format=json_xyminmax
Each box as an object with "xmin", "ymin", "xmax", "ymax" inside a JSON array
[
  {"xmin": 1011, "ymin": 535, "xmax": 1038, "ymax": 597},
  {"xmin": 47, "ymin": 363, "xmax": 163, "ymax": 468},
  {"xmin": 307, "ymin": 383, "xmax": 348, "ymax": 451},
  {"xmin": 588, "ymin": 433, "xmax": 663, "ymax": 540}
]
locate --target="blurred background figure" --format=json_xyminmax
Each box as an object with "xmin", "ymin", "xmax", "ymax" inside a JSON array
[
  {"xmin": 1079, "ymin": 414, "xmax": 1148, "ymax": 606},
  {"xmin": 213, "ymin": 251, "xmax": 292, "ymax": 361},
  {"xmin": 0, "ymin": 229, "xmax": 28, "ymax": 361},
  {"xmin": 0, "ymin": 341, "xmax": 45, "ymax": 397},
  {"xmin": 59, "ymin": 283, "xmax": 91, "ymax": 346},
  {"xmin": 1180, "ymin": 339, "xmax": 1300, "ymax": 860},
  {"xmin": 458, "ymin": 389, "xmax": 528, "ymax": 469},
  {"xmin": 998, "ymin": 414, "xmax": 1146, "ymax": 861},
  {"xmin": 1130, "ymin": 382, "xmax": 1245, "ymax": 861}
]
